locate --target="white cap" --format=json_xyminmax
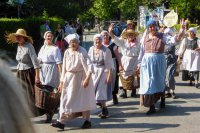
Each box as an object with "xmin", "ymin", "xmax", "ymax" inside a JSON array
[
  {"xmin": 93, "ymin": 34, "xmax": 103, "ymax": 41},
  {"xmin": 164, "ymin": 28, "xmax": 174, "ymax": 36},
  {"xmin": 188, "ymin": 27, "xmax": 197, "ymax": 34},
  {"xmin": 64, "ymin": 33, "xmax": 80, "ymax": 44}
]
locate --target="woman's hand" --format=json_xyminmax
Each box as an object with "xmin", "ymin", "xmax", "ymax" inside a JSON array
[
  {"xmin": 35, "ymin": 77, "xmax": 41, "ymax": 85},
  {"xmin": 58, "ymin": 82, "xmax": 63, "ymax": 93},
  {"xmin": 82, "ymin": 78, "xmax": 90, "ymax": 88}
]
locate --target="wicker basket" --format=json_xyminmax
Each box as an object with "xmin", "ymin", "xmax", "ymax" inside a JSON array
[
  {"xmin": 119, "ymin": 73, "xmax": 134, "ymax": 90},
  {"xmin": 35, "ymin": 85, "xmax": 60, "ymax": 111}
]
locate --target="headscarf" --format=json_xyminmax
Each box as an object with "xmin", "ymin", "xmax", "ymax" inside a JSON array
[{"xmin": 146, "ymin": 20, "xmax": 156, "ymax": 28}]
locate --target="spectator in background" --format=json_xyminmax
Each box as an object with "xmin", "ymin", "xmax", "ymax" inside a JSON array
[
  {"xmin": 55, "ymin": 24, "xmax": 65, "ymax": 55},
  {"xmin": 76, "ymin": 19, "xmax": 84, "ymax": 46}
]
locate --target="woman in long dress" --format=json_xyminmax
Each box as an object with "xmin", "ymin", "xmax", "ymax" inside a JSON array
[
  {"xmin": 38, "ymin": 31, "xmax": 62, "ymax": 122},
  {"xmin": 6, "ymin": 29, "xmax": 40, "ymax": 116},
  {"xmin": 51, "ymin": 33, "xmax": 96, "ymax": 130},
  {"xmin": 138, "ymin": 20, "xmax": 184, "ymax": 115},
  {"xmin": 178, "ymin": 27, "xmax": 200, "ymax": 88},
  {"xmin": 101, "ymin": 30, "xmax": 121, "ymax": 104},
  {"xmin": 88, "ymin": 34, "xmax": 114, "ymax": 118},
  {"xmin": 108, "ymin": 24, "xmax": 141, "ymax": 98}
]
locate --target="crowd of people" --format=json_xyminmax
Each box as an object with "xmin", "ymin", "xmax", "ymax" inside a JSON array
[{"xmin": 4, "ymin": 18, "xmax": 200, "ymax": 131}]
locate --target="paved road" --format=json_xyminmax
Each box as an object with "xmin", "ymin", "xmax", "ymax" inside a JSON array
[
  {"xmin": 33, "ymin": 73, "xmax": 200, "ymax": 133},
  {"xmin": 32, "ymin": 31, "xmax": 200, "ymax": 133}
]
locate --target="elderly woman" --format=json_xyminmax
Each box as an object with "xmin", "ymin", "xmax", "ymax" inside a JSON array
[
  {"xmin": 51, "ymin": 33, "xmax": 96, "ymax": 130},
  {"xmin": 101, "ymin": 30, "xmax": 121, "ymax": 104},
  {"xmin": 6, "ymin": 29, "xmax": 40, "ymax": 116},
  {"xmin": 88, "ymin": 34, "xmax": 114, "ymax": 118},
  {"xmin": 37, "ymin": 31, "xmax": 62, "ymax": 123},
  {"xmin": 138, "ymin": 20, "xmax": 184, "ymax": 115},
  {"xmin": 108, "ymin": 24, "xmax": 141, "ymax": 98},
  {"xmin": 162, "ymin": 28, "xmax": 177, "ymax": 99},
  {"xmin": 178, "ymin": 27, "xmax": 200, "ymax": 88}
]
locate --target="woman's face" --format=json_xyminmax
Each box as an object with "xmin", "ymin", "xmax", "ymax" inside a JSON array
[
  {"xmin": 94, "ymin": 37, "xmax": 102, "ymax": 48},
  {"xmin": 127, "ymin": 24, "xmax": 133, "ymax": 30},
  {"xmin": 70, "ymin": 39, "xmax": 79, "ymax": 51},
  {"xmin": 189, "ymin": 31, "xmax": 196, "ymax": 38},
  {"xmin": 45, "ymin": 33, "xmax": 54, "ymax": 44},
  {"xmin": 127, "ymin": 33, "xmax": 136, "ymax": 43},
  {"xmin": 148, "ymin": 24, "xmax": 157, "ymax": 35},
  {"xmin": 102, "ymin": 33, "xmax": 109, "ymax": 44},
  {"xmin": 16, "ymin": 35, "xmax": 25, "ymax": 44}
]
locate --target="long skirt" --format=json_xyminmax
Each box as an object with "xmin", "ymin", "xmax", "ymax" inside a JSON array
[
  {"xmin": 139, "ymin": 53, "xmax": 166, "ymax": 107},
  {"xmin": 17, "ymin": 68, "xmax": 43, "ymax": 116}
]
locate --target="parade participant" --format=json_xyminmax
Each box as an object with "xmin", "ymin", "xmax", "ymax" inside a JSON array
[
  {"xmin": 178, "ymin": 27, "xmax": 200, "ymax": 88},
  {"xmin": 163, "ymin": 28, "xmax": 178, "ymax": 99},
  {"xmin": 138, "ymin": 20, "xmax": 184, "ymax": 115},
  {"xmin": 109, "ymin": 24, "xmax": 140, "ymax": 98},
  {"xmin": 119, "ymin": 19, "xmax": 138, "ymax": 98},
  {"xmin": 6, "ymin": 29, "xmax": 40, "ymax": 116},
  {"xmin": 88, "ymin": 34, "xmax": 114, "ymax": 118},
  {"xmin": 51, "ymin": 33, "xmax": 96, "ymax": 130},
  {"xmin": 37, "ymin": 31, "xmax": 62, "ymax": 123},
  {"xmin": 0, "ymin": 59, "xmax": 36, "ymax": 133},
  {"xmin": 101, "ymin": 30, "xmax": 121, "ymax": 104}
]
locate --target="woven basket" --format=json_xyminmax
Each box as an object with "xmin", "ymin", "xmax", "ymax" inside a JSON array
[
  {"xmin": 35, "ymin": 85, "xmax": 60, "ymax": 111},
  {"xmin": 119, "ymin": 73, "xmax": 134, "ymax": 90}
]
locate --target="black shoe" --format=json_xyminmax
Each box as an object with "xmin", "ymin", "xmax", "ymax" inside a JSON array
[
  {"xmin": 112, "ymin": 94, "xmax": 118, "ymax": 104},
  {"xmin": 119, "ymin": 89, "xmax": 127, "ymax": 98},
  {"xmin": 172, "ymin": 93, "xmax": 176, "ymax": 99},
  {"xmin": 165, "ymin": 93, "xmax": 172, "ymax": 98},
  {"xmin": 130, "ymin": 90, "xmax": 137, "ymax": 97},
  {"xmin": 45, "ymin": 113, "xmax": 53, "ymax": 123},
  {"xmin": 100, "ymin": 107, "xmax": 109, "ymax": 119},
  {"xmin": 51, "ymin": 121, "xmax": 64, "ymax": 130},
  {"xmin": 146, "ymin": 105, "xmax": 156, "ymax": 115},
  {"xmin": 81, "ymin": 120, "xmax": 91, "ymax": 129},
  {"xmin": 160, "ymin": 98, "xmax": 165, "ymax": 108},
  {"xmin": 195, "ymin": 84, "xmax": 199, "ymax": 88},
  {"xmin": 96, "ymin": 103, "xmax": 102, "ymax": 108}
]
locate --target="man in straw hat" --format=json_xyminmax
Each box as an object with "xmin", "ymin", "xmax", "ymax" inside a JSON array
[
  {"xmin": 109, "ymin": 24, "xmax": 141, "ymax": 98},
  {"xmin": 5, "ymin": 28, "xmax": 41, "ymax": 116},
  {"xmin": 138, "ymin": 20, "xmax": 185, "ymax": 115}
]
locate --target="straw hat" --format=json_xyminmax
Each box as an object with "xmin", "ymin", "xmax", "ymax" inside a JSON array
[
  {"xmin": 121, "ymin": 29, "xmax": 139, "ymax": 39},
  {"xmin": 127, "ymin": 20, "xmax": 134, "ymax": 25},
  {"xmin": 6, "ymin": 29, "xmax": 33, "ymax": 44}
]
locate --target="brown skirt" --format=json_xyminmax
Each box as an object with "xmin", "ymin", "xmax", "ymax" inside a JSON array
[
  {"xmin": 17, "ymin": 68, "xmax": 44, "ymax": 116},
  {"xmin": 140, "ymin": 92, "xmax": 164, "ymax": 107}
]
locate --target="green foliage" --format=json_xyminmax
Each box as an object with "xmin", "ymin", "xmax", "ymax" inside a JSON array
[
  {"xmin": 0, "ymin": 17, "xmax": 64, "ymax": 58},
  {"xmin": 42, "ymin": 9, "xmax": 49, "ymax": 19}
]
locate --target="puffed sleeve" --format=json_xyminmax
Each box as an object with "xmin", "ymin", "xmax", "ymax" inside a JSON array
[
  {"xmin": 60, "ymin": 51, "xmax": 67, "ymax": 82},
  {"xmin": 104, "ymin": 48, "xmax": 114, "ymax": 70},
  {"xmin": 80, "ymin": 47, "xmax": 94, "ymax": 75},
  {"xmin": 54, "ymin": 47, "xmax": 62, "ymax": 64},
  {"xmin": 112, "ymin": 36, "xmax": 125, "ymax": 47},
  {"xmin": 28, "ymin": 43, "xmax": 40, "ymax": 69},
  {"xmin": 177, "ymin": 38, "xmax": 186, "ymax": 57},
  {"xmin": 137, "ymin": 44, "xmax": 145, "ymax": 66}
]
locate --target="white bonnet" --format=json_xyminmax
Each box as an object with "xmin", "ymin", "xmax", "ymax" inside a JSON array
[
  {"xmin": 64, "ymin": 33, "xmax": 80, "ymax": 44},
  {"xmin": 93, "ymin": 34, "xmax": 103, "ymax": 41},
  {"xmin": 188, "ymin": 27, "xmax": 197, "ymax": 34},
  {"xmin": 43, "ymin": 31, "xmax": 52, "ymax": 39},
  {"xmin": 100, "ymin": 30, "xmax": 109, "ymax": 36},
  {"xmin": 164, "ymin": 28, "xmax": 174, "ymax": 36}
]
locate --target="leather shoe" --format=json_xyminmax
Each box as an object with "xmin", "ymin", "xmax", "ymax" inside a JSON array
[{"xmin": 51, "ymin": 121, "xmax": 64, "ymax": 130}]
